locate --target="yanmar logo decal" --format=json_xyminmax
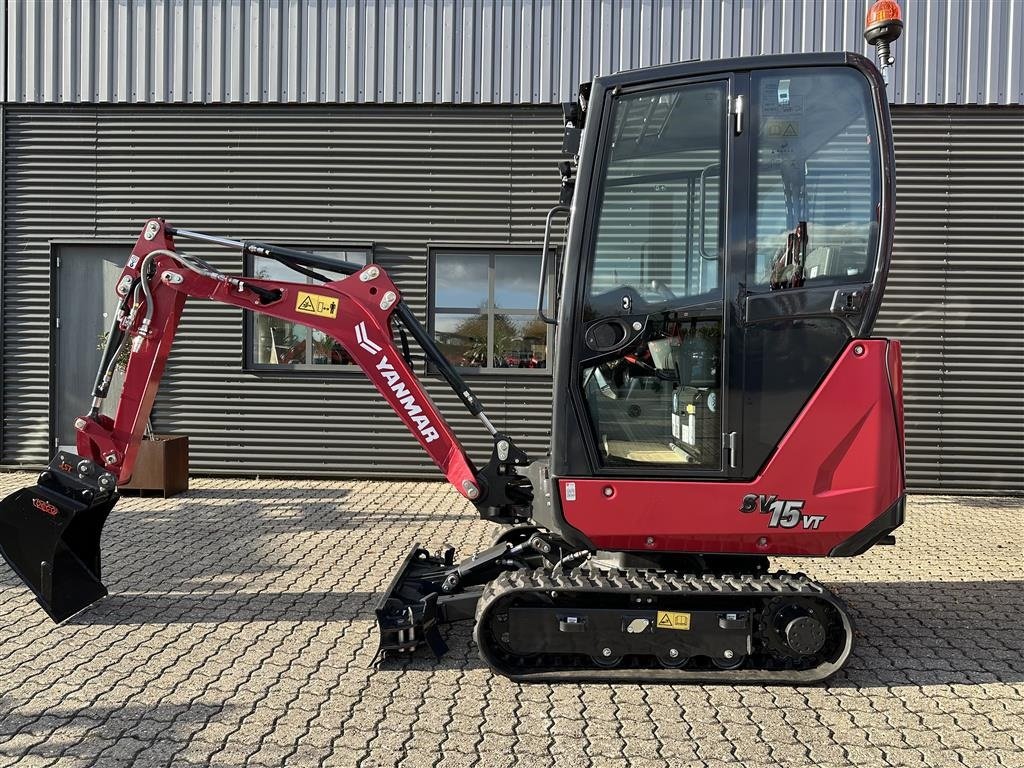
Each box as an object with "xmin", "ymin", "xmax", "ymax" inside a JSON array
[
  {"xmin": 354, "ymin": 321, "xmax": 382, "ymax": 354},
  {"xmin": 32, "ymin": 498, "xmax": 59, "ymax": 517},
  {"xmin": 353, "ymin": 322, "xmax": 439, "ymax": 444}
]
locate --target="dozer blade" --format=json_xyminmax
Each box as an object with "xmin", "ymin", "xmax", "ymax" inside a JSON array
[
  {"xmin": 0, "ymin": 452, "xmax": 118, "ymax": 623},
  {"xmin": 374, "ymin": 543, "xmax": 487, "ymax": 663}
]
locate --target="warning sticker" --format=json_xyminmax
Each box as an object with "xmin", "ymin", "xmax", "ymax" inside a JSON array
[
  {"xmin": 656, "ymin": 611, "xmax": 691, "ymax": 631},
  {"xmin": 765, "ymin": 119, "xmax": 799, "ymax": 138},
  {"xmin": 295, "ymin": 291, "xmax": 338, "ymax": 319}
]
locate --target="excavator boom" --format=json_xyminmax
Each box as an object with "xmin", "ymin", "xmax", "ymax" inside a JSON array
[{"xmin": 0, "ymin": 219, "xmax": 532, "ymax": 621}]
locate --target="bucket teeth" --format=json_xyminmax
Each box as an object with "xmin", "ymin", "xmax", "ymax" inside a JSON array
[{"xmin": 0, "ymin": 452, "xmax": 118, "ymax": 622}]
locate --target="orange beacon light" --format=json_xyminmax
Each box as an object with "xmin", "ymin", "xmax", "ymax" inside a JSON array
[{"xmin": 864, "ymin": 0, "xmax": 904, "ymax": 86}]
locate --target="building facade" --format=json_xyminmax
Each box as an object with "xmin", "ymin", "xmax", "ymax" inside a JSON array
[{"xmin": 1, "ymin": 0, "xmax": 1021, "ymax": 493}]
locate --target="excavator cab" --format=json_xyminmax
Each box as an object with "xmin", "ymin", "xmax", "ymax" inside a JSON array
[
  {"xmin": 549, "ymin": 54, "xmax": 896, "ymax": 491},
  {"xmin": 1, "ymin": 47, "xmax": 905, "ymax": 683}
]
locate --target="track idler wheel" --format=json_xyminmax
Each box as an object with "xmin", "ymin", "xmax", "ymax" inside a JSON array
[{"xmin": 761, "ymin": 597, "xmax": 834, "ymax": 660}]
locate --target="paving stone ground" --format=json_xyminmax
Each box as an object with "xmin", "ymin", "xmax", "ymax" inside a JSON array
[{"xmin": 0, "ymin": 473, "xmax": 1021, "ymax": 768}]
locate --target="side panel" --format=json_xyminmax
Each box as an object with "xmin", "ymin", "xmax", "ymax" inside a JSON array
[{"xmin": 559, "ymin": 339, "xmax": 904, "ymax": 556}]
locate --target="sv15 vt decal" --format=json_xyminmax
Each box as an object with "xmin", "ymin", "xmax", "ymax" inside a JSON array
[{"xmin": 739, "ymin": 494, "xmax": 826, "ymax": 530}]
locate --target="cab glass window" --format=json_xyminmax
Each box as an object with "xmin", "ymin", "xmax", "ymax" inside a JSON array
[
  {"xmin": 587, "ymin": 82, "xmax": 728, "ymax": 308},
  {"xmin": 581, "ymin": 80, "xmax": 729, "ymax": 469},
  {"xmin": 751, "ymin": 68, "xmax": 880, "ymax": 288}
]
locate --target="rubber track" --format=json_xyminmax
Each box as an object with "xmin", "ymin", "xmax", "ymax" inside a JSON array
[{"xmin": 473, "ymin": 566, "xmax": 854, "ymax": 684}]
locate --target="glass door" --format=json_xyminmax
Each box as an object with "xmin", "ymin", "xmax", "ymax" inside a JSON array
[
  {"xmin": 739, "ymin": 66, "xmax": 886, "ymax": 475},
  {"xmin": 575, "ymin": 78, "xmax": 733, "ymax": 474}
]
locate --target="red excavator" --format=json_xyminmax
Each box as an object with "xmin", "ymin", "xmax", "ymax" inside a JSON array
[{"xmin": 0, "ymin": 10, "xmax": 908, "ymax": 683}]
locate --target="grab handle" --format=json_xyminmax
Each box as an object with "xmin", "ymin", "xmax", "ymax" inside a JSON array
[
  {"xmin": 538, "ymin": 205, "xmax": 571, "ymax": 325},
  {"xmin": 699, "ymin": 163, "xmax": 721, "ymax": 261}
]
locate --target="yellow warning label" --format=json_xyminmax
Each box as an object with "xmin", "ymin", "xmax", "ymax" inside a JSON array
[
  {"xmin": 656, "ymin": 611, "xmax": 691, "ymax": 631},
  {"xmin": 295, "ymin": 291, "xmax": 338, "ymax": 319},
  {"xmin": 766, "ymin": 119, "xmax": 799, "ymax": 138}
]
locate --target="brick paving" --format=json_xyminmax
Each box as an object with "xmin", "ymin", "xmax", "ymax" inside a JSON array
[{"xmin": 0, "ymin": 473, "xmax": 1021, "ymax": 768}]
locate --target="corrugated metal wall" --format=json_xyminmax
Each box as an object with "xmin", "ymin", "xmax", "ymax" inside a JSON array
[
  {"xmin": 2, "ymin": 104, "xmax": 1021, "ymax": 492},
  {"xmin": 5, "ymin": 0, "xmax": 1023, "ymax": 107},
  {"xmin": 1, "ymin": 104, "xmax": 563, "ymax": 477},
  {"xmin": 873, "ymin": 107, "xmax": 1024, "ymax": 494}
]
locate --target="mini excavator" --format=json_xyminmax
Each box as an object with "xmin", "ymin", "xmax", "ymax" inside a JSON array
[{"xmin": 0, "ymin": 7, "xmax": 907, "ymax": 683}]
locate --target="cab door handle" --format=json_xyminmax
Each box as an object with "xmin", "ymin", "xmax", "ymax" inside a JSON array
[{"xmin": 831, "ymin": 288, "xmax": 865, "ymax": 314}]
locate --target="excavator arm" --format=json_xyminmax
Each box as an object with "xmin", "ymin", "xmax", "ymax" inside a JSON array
[
  {"xmin": 0, "ymin": 219, "xmax": 534, "ymax": 623},
  {"xmin": 82, "ymin": 220, "xmax": 532, "ymax": 519}
]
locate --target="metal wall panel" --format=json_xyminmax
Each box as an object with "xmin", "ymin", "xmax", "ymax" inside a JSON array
[
  {"xmin": 1, "ymin": 104, "xmax": 563, "ymax": 477},
  {"xmin": 874, "ymin": 106, "xmax": 1024, "ymax": 493},
  {"xmin": 2, "ymin": 104, "xmax": 1021, "ymax": 493},
  {"xmin": 5, "ymin": 0, "xmax": 1023, "ymax": 106}
]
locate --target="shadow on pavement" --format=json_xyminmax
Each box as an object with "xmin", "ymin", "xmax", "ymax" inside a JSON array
[
  {"xmin": 830, "ymin": 579, "xmax": 1024, "ymax": 688},
  {"xmin": 0, "ymin": 697, "xmax": 250, "ymax": 767},
  {"xmin": 65, "ymin": 590, "xmax": 383, "ymax": 625}
]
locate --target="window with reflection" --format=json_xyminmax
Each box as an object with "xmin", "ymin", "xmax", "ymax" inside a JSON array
[
  {"xmin": 751, "ymin": 68, "xmax": 880, "ymax": 288},
  {"xmin": 588, "ymin": 81, "xmax": 727, "ymax": 307},
  {"xmin": 245, "ymin": 249, "xmax": 370, "ymax": 370},
  {"xmin": 431, "ymin": 250, "xmax": 552, "ymax": 372}
]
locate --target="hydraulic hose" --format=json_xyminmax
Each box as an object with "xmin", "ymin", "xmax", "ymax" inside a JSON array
[
  {"xmin": 89, "ymin": 288, "xmax": 134, "ymax": 410},
  {"xmin": 552, "ymin": 550, "xmax": 590, "ymax": 573},
  {"xmin": 138, "ymin": 254, "xmax": 156, "ymax": 330}
]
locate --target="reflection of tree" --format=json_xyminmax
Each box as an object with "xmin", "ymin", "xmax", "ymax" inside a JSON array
[
  {"xmin": 312, "ymin": 334, "xmax": 335, "ymax": 363},
  {"xmin": 519, "ymin": 318, "xmax": 548, "ymax": 343},
  {"xmin": 253, "ymin": 265, "xmax": 354, "ymax": 366},
  {"xmin": 492, "ymin": 313, "xmax": 518, "ymax": 362},
  {"xmin": 440, "ymin": 314, "xmax": 547, "ymax": 368},
  {"xmin": 440, "ymin": 315, "xmax": 487, "ymax": 367}
]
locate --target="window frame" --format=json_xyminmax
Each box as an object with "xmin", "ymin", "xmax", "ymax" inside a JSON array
[
  {"xmin": 241, "ymin": 241, "xmax": 374, "ymax": 375},
  {"xmin": 427, "ymin": 244, "xmax": 555, "ymax": 377}
]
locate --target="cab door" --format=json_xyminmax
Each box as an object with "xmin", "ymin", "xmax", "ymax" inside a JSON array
[
  {"xmin": 737, "ymin": 65, "xmax": 892, "ymax": 476},
  {"xmin": 567, "ymin": 74, "xmax": 743, "ymax": 478}
]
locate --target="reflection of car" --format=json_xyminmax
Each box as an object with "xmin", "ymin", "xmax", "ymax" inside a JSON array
[{"xmin": 499, "ymin": 352, "xmax": 545, "ymax": 369}]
